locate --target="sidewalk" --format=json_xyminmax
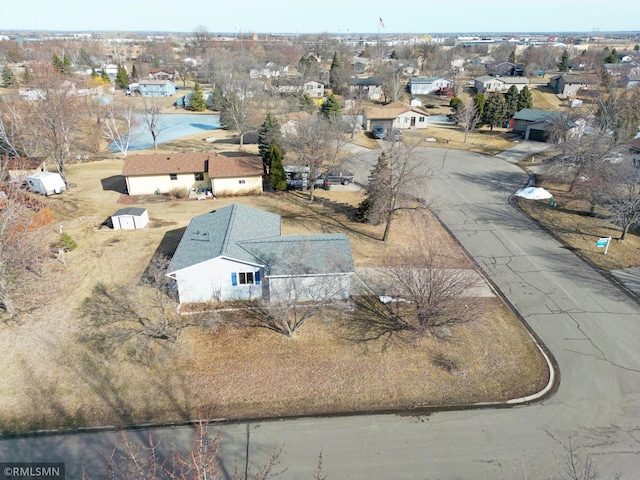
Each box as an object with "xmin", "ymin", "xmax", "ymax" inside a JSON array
[{"xmin": 495, "ymin": 140, "xmax": 552, "ymax": 163}]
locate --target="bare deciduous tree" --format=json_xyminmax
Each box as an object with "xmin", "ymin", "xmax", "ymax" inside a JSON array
[
  {"xmin": 79, "ymin": 254, "xmax": 212, "ymax": 356},
  {"xmin": 452, "ymin": 98, "xmax": 480, "ymax": 143},
  {"xmin": 102, "ymin": 100, "xmax": 137, "ymax": 158},
  {"xmin": 140, "ymin": 96, "xmax": 168, "ymax": 150},
  {"xmin": 0, "ymin": 165, "xmax": 48, "ymax": 320},
  {"xmin": 351, "ymin": 239, "xmax": 481, "ymax": 342}
]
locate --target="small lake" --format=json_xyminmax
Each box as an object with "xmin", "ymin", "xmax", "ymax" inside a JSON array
[{"xmin": 110, "ymin": 113, "xmax": 221, "ymax": 152}]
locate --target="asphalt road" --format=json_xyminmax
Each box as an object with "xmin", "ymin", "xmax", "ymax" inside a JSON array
[{"xmin": 2, "ymin": 147, "xmax": 640, "ymax": 479}]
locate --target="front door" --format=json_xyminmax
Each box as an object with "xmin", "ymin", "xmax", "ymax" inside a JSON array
[{"xmin": 410, "ymin": 116, "xmax": 416, "ymax": 127}]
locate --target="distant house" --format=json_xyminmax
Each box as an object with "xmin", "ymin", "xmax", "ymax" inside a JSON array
[
  {"xmin": 1, "ymin": 156, "xmax": 47, "ymax": 184},
  {"xmin": 548, "ymin": 74, "xmax": 599, "ymax": 98},
  {"xmin": 408, "ymin": 76, "xmax": 453, "ymax": 95},
  {"xmin": 511, "ymin": 108, "xmax": 584, "ymax": 142},
  {"xmin": 275, "ymin": 80, "xmax": 324, "ymax": 98},
  {"xmin": 474, "ymin": 75, "xmax": 529, "ymax": 93},
  {"xmin": 148, "ymin": 68, "xmax": 176, "ymax": 81},
  {"xmin": 363, "ymin": 102, "xmax": 428, "ymax": 131},
  {"xmin": 486, "ymin": 62, "xmax": 525, "ymax": 77},
  {"xmin": 121, "ymin": 152, "xmax": 263, "ymax": 196},
  {"xmin": 165, "ymin": 203, "xmax": 355, "ymax": 304},
  {"xmin": 352, "ymin": 57, "xmax": 371, "ymax": 74},
  {"xmin": 628, "ymin": 137, "xmax": 640, "ymax": 166},
  {"xmin": 348, "ymin": 77, "xmax": 384, "ymax": 100},
  {"xmin": 138, "ymin": 80, "xmax": 177, "ymax": 97},
  {"xmin": 473, "ymin": 56, "xmax": 495, "ymax": 68}
]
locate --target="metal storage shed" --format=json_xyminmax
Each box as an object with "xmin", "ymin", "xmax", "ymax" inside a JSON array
[{"xmin": 111, "ymin": 208, "xmax": 149, "ymax": 230}]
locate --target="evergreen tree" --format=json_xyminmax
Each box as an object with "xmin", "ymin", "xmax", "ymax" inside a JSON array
[
  {"xmin": 505, "ymin": 85, "xmax": 520, "ymax": 117},
  {"xmin": 517, "ymin": 85, "xmax": 533, "ymax": 111},
  {"xmin": 321, "ymin": 93, "xmax": 341, "ymax": 118},
  {"xmin": 473, "ymin": 93, "xmax": 486, "ymax": 125},
  {"xmin": 100, "ymin": 69, "xmax": 110, "ymax": 85},
  {"xmin": 508, "ymin": 50, "xmax": 516, "ymax": 64},
  {"xmin": 635, "ymin": 44, "xmax": 640, "ymax": 52},
  {"xmin": 52, "ymin": 52, "xmax": 63, "ymax": 73},
  {"xmin": 559, "ymin": 49, "xmax": 570, "ymax": 72},
  {"xmin": 258, "ymin": 113, "xmax": 282, "ymax": 175},
  {"xmin": 604, "ymin": 48, "xmax": 618, "ymax": 64},
  {"xmin": 189, "ymin": 82, "xmax": 206, "ymax": 111},
  {"xmin": 210, "ymin": 88, "xmax": 223, "ymax": 111},
  {"xmin": 359, "ymin": 152, "xmax": 392, "ymax": 225},
  {"xmin": 483, "ymin": 93, "xmax": 507, "ymax": 132},
  {"xmin": 62, "ymin": 54, "xmax": 72, "ymax": 75},
  {"xmin": 2, "ymin": 65, "xmax": 16, "ymax": 87},
  {"xmin": 329, "ymin": 51, "xmax": 347, "ymax": 94},
  {"xmin": 90, "ymin": 67, "xmax": 98, "ymax": 80},
  {"xmin": 22, "ymin": 65, "xmax": 32, "ymax": 85},
  {"xmin": 115, "ymin": 64, "xmax": 130, "ymax": 89},
  {"xmin": 300, "ymin": 93, "xmax": 317, "ymax": 114},
  {"xmin": 131, "ymin": 64, "xmax": 138, "ymax": 81},
  {"xmin": 449, "ymin": 96, "xmax": 462, "ymax": 113},
  {"xmin": 268, "ymin": 145, "xmax": 287, "ymax": 192}
]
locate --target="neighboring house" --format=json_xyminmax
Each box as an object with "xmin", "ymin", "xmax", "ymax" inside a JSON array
[
  {"xmin": 410, "ymin": 97, "xmax": 422, "ymax": 107},
  {"xmin": 179, "ymin": 90, "xmax": 214, "ymax": 109},
  {"xmin": 628, "ymin": 137, "xmax": 640, "ymax": 166},
  {"xmin": 148, "ymin": 68, "xmax": 176, "ymax": 80},
  {"xmin": 548, "ymin": 74, "xmax": 599, "ymax": 98},
  {"xmin": 363, "ymin": 102, "xmax": 428, "ymax": 131},
  {"xmin": 2, "ymin": 156, "xmax": 47, "ymax": 184},
  {"xmin": 165, "ymin": 203, "xmax": 355, "ymax": 304},
  {"xmin": 121, "ymin": 152, "xmax": 263, "ymax": 196},
  {"xmin": 348, "ymin": 77, "xmax": 384, "ymax": 100},
  {"xmin": 352, "ymin": 57, "xmax": 371, "ymax": 74},
  {"xmin": 407, "ymin": 76, "xmax": 453, "ymax": 95},
  {"xmin": 473, "ymin": 56, "xmax": 495, "ymax": 68},
  {"xmin": 474, "ymin": 75, "xmax": 529, "ymax": 93},
  {"xmin": 138, "ymin": 80, "xmax": 177, "ymax": 97},
  {"xmin": 511, "ymin": 108, "xmax": 584, "ymax": 142},
  {"xmin": 275, "ymin": 80, "xmax": 324, "ymax": 98},
  {"xmin": 486, "ymin": 62, "xmax": 524, "ymax": 77}
]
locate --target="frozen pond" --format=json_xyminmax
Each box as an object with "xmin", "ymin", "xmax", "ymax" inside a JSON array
[
  {"xmin": 427, "ymin": 114, "xmax": 455, "ymax": 125},
  {"xmin": 110, "ymin": 113, "xmax": 221, "ymax": 151}
]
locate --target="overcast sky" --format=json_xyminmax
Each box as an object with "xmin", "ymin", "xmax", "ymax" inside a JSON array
[{"xmin": 2, "ymin": 0, "xmax": 638, "ymax": 34}]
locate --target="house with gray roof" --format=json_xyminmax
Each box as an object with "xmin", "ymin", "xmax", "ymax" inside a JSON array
[
  {"xmin": 408, "ymin": 76, "xmax": 453, "ymax": 95},
  {"xmin": 511, "ymin": 108, "xmax": 584, "ymax": 142},
  {"xmin": 166, "ymin": 204, "xmax": 354, "ymax": 304}
]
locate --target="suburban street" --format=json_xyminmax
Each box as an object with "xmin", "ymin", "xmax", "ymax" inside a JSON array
[{"xmin": 2, "ymin": 147, "xmax": 640, "ymax": 478}]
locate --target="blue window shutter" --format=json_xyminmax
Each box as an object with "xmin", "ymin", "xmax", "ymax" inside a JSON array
[
  {"xmin": 255, "ymin": 271, "xmax": 261, "ymax": 285},
  {"xmin": 231, "ymin": 272, "xmax": 237, "ymax": 286}
]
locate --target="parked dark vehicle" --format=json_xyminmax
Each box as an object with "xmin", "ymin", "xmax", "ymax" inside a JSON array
[
  {"xmin": 373, "ymin": 126, "xmax": 386, "ymax": 139},
  {"xmin": 322, "ymin": 171, "xmax": 355, "ymax": 185}
]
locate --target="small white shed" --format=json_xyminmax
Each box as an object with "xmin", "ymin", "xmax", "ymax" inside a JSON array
[{"xmin": 111, "ymin": 207, "xmax": 149, "ymax": 230}]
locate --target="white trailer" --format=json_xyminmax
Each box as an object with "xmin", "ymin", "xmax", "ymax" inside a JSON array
[{"xmin": 25, "ymin": 172, "xmax": 66, "ymax": 196}]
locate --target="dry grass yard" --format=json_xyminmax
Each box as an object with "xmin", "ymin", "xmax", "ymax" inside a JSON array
[{"xmin": 0, "ymin": 153, "xmax": 549, "ymax": 435}]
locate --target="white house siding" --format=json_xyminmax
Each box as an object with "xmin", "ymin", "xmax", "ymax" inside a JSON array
[
  {"xmin": 126, "ymin": 173, "xmax": 209, "ymax": 195},
  {"xmin": 394, "ymin": 111, "xmax": 428, "ymax": 130},
  {"xmin": 211, "ymin": 176, "xmax": 262, "ymax": 196},
  {"xmin": 172, "ymin": 257, "xmax": 264, "ymax": 303},
  {"xmin": 409, "ymin": 79, "xmax": 452, "ymax": 95},
  {"xmin": 266, "ymin": 274, "xmax": 351, "ymax": 302}
]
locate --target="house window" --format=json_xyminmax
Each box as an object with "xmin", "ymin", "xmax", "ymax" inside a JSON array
[
  {"xmin": 419, "ymin": 117, "xmax": 425, "ymax": 122},
  {"xmin": 194, "ymin": 172, "xmax": 204, "ymax": 181},
  {"xmin": 239, "ymin": 179, "xmax": 246, "ymax": 184},
  {"xmin": 169, "ymin": 173, "xmax": 178, "ymax": 180}
]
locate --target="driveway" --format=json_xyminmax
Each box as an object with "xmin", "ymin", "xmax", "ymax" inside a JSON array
[
  {"xmin": 494, "ymin": 139, "xmax": 552, "ymax": 163},
  {"xmin": 2, "ymin": 148, "xmax": 640, "ymax": 479}
]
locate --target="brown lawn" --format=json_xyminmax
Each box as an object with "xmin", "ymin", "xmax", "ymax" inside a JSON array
[{"xmin": 0, "ymin": 155, "xmax": 549, "ymax": 434}]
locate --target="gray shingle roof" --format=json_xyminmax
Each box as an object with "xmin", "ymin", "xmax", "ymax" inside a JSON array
[
  {"xmin": 512, "ymin": 108, "xmax": 560, "ymax": 123},
  {"xmin": 239, "ymin": 234, "xmax": 355, "ymax": 276},
  {"xmin": 166, "ymin": 204, "xmax": 281, "ymax": 274},
  {"xmin": 113, "ymin": 207, "xmax": 147, "ymax": 216}
]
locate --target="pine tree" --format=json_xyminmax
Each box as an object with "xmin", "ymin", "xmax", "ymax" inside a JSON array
[
  {"xmin": 483, "ymin": 93, "xmax": 507, "ymax": 132},
  {"xmin": 505, "ymin": 85, "xmax": 520, "ymax": 117},
  {"xmin": 321, "ymin": 93, "xmax": 341, "ymax": 118},
  {"xmin": 473, "ymin": 93, "xmax": 486, "ymax": 125},
  {"xmin": 189, "ymin": 82, "xmax": 206, "ymax": 111},
  {"xmin": 258, "ymin": 113, "xmax": 282, "ymax": 175},
  {"xmin": 300, "ymin": 93, "xmax": 317, "ymax": 114},
  {"xmin": 131, "ymin": 64, "xmax": 138, "ymax": 81},
  {"xmin": 508, "ymin": 50, "xmax": 516, "ymax": 64},
  {"xmin": 62, "ymin": 54, "xmax": 72, "ymax": 75},
  {"xmin": 269, "ymin": 145, "xmax": 287, "ymax": 191},
  {"xmin": 559, "ymin": 49, "xmax": 570, "ymax": 72},
  {"xmin": 22, "ymin": 65, "xmax": 32, "ymax": 85},
  {"xmin": 100, "ymin": 69, "xmax": 110, "ymax": 85},
  {"xmin": 210, "ymin": 88, "xmax": 223, "ymax": 111},
  {"xmin": 604, "ymin": 48, "xmax": 618, "ymax": 64},
  {"xmin": 449, "ymin": 96, "xmax": 462, "ymax": 113},
  {"xmin": 361, "ymin": 152, "xmax": 393, "ymax": 226},
  {"xmin": 2, "ymin": 65, "xmax": 16, "ymax": 87},
  {"xmin": 52, "ymin": 52, "xmax": 63, "ymax": 73},
  {"xmin": 517, "ymin": 85, "xmax": 533, "ymax": 111},
  {"xmin": 329, "ymin": 52, "xmax": 341, "ymax": 90},
  {"xmin": 115, "ymin": 64, "xmax": 130, "ymax": 89}
]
